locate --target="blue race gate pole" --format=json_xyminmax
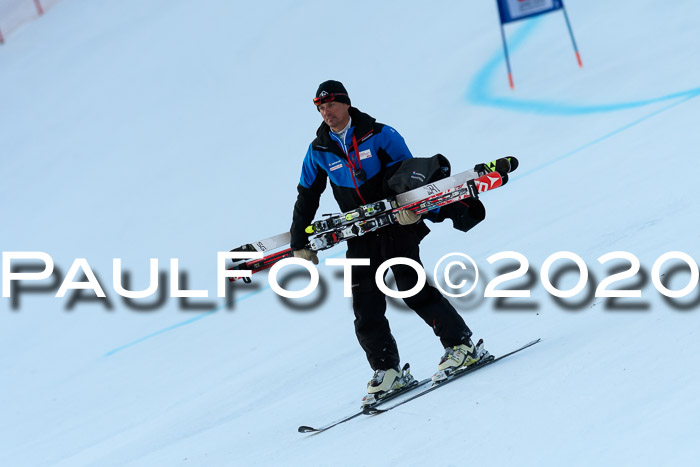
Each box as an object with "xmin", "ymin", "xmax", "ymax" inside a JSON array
[
  {"xmin": 499, "ymin": 22, "xmax": 515, "ymax": 89},
  {"xmin": 561, "ymin": 2, "xmax": 583, "ymax": 67}
]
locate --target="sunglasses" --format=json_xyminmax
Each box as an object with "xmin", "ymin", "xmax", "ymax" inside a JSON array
[{"xmin": 313, "ymin": 93, "xmax": 348, "ymax": 106}]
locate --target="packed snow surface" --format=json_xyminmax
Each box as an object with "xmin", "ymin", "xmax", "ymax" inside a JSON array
[{"xmin": 2, "ymin": 1, "xmax": 700, "ymax": 465}]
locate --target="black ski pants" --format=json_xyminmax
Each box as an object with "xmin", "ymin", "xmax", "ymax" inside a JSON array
[{"xmin": 347, "ymin": 229, "xmax": 472, "ymax": 371}]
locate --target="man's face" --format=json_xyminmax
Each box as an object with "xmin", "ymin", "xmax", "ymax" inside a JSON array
[{"xmin": 317, "ymin": 101, "xmax": 350, "ymax": 130}]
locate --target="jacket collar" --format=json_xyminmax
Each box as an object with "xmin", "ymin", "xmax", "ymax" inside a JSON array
[{"xmin": 315, "ymin": 107, "xmax": 376, "ymax": 147}]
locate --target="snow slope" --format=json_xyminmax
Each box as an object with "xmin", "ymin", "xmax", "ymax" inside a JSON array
[{"xmin": 2, "ymin": 0, "xmax": 700, "ymax": 465}]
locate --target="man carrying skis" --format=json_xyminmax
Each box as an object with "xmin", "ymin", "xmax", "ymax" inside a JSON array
[{"xmin": 290, "ymin": 80, "xmax": 488, "ymax": 403}]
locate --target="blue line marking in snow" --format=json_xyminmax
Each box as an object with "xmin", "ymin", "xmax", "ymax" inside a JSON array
[
  {"xmin": 102, "ymin": 288, "xmax": 266, "ymax": 357},
  {"xmin": 513, "ymin": 93, "xmax": 698, "ymax": 180},
  {"xmin": 103, "ymin": 249, "xmax": 348, "ymax": 357},
  {"xmin": 466, "ymin": 17, "xmax": 700, "ymax": 116},
  {"xmin": 465, "ymin": 16, "xmax": 700, "ymax": 177}
]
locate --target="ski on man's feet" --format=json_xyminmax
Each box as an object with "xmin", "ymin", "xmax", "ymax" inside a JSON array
[
  {"xmin": 297, "ymin": 365, "xmax": 432, "ymax": 434},
  {"xmin": 364, "ymin": 338, "xmax": 541, "ymax": 415}
]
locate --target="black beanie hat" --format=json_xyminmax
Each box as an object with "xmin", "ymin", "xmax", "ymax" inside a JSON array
[{"xmin": 315, "ymin": 80, "xmax": 351, "ymax": 106}]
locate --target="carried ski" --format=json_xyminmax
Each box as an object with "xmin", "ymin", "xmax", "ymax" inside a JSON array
[
  {"xmin": 230, "ymin": 231, "xmax": 291, "ymax": 254},
  {"xmin": 228, "ymin": 248, "xmax": 293, "ymax": 283},
  {"xmin": 305, "ymin": 156, "xmax": 516, "ymax": 237},
  {"xmin": 364, "ymin": 338, "xmax": 541, "ymax": 415},
  {"xmin": 228, "ymin": 156, "xmax": 518, "ymax": 281},
  {"xmin": 306, "ymin": 170, "xmax": 504, "ymax": 250}
]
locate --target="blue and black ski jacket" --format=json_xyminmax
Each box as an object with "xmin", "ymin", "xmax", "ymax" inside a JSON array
[{"xmin": 290, "ymin": 107, "xmax": 418, "ymax": 250}]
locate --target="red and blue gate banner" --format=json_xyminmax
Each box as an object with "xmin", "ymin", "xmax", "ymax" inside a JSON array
[
  {"xmin": 494, "ymin": 0, "xmax": 581, "ymax": 89},
  {"xmin": 497, "ymin": 0, "xmax": 563, "ymax": 24}
]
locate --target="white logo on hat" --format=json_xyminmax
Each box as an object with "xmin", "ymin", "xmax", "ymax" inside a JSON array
[{"xmin": 320, "ymin": 91, "xmax": 329, "ymax": 97}]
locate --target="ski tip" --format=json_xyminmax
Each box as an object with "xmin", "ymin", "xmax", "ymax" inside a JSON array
[
  {"xmin": 506, "ymin": 156, "xmax": 519, "ymax": 172},
  {"xmin": 298, "ymin": 426, "xmax": 318, "ymax": 433}
]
